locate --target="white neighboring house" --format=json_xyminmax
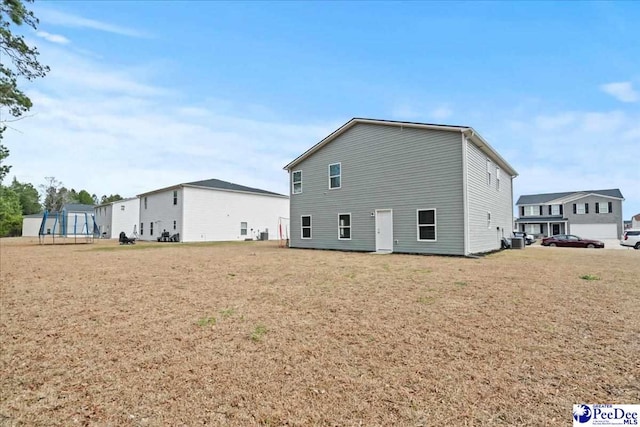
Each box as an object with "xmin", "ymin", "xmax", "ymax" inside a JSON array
[
  {"xmin": 632, "ymin": 214, "xmax": 640, "ymax": 229},
  {"xmin": 94, "ymin": 197, "xmax": 140, "ymax": 239},
  {"xmin": 22, "ymin": 204, "xmax": 96, "ymax": 237},
  {"xmin": 22, "ymin": 213, "xmax": 44, "ymax": 237},
  {"xmin": 137, "ymin": 178, "xmax": 289, "ymax": 242}
]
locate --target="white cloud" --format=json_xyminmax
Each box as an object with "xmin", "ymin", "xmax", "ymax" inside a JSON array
[
  {"xmin": 429, "ymin": 106, "xmax": 453, "ymax": 121},
  {"xmin": 3, "ymin": 43, "xmax": 333, "ymax": 200},
  {"xmin": 485, "ymin": 107, "xmax": 640, "ymax": 218},
  {"xmin": 600, "ymin": 81, "xmax": 639, "ymax": 103},
  {"xmin": 36, "ymin": 31, "xmax": 70, "ymax": 45},
  {"xmin": 37, "ymin": 8, "xmax": 150, "ymax": 38}
]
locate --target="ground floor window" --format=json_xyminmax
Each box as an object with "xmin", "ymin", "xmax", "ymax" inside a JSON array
[
  {"xmin": 140, "ymin": 223, "xmax": 144, "ymax": 235},
  {"xmin": 173, "ymin": 220, "xmax": 177, "ymax": 230},
  {"xmin": 338, "ymin": 214, "xmax": 351, "ymax": 239},
  {"xmin": 301, "ymin": 215, "xmax": 312, "ymax": 239},
  {"xmin": 240, "ymin": 222, "xmax": 248, "ymax": 236},
  {"xmin": 150, "ymin": 222, "xmax": 154, "ymax": 236},
  {"xmin": 417, "ymin": 209, "xmax": 436, "ymax": 241},
  {"xmin": 525, "ymin": 224, "xmax": 542, "ymax": 234}
]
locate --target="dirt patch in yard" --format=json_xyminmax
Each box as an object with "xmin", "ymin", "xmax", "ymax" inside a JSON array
[{"xmin": 1, "ymin": 238, "xmax": 639, "ymax": 426}]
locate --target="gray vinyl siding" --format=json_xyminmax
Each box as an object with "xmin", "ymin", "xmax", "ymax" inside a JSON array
[
  {"xmin": 466, "ymin": 140, "xmax": 514, "ymax": 253},
  {"xmin": 564, "ymin": 195, "xmax": 623, "ymax": 238},
  {"xmin": 289, "ymin": 123, "xmax": 465, "ymax": 255}
]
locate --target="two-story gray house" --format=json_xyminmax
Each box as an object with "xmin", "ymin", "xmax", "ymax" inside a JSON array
[
  {"xmin": 284, "ymin": 118, "xmax": 518, "ymax": 256},
  {"xmin": 515, "ymin": 189, "xmax": 624, "ymax": 240}
]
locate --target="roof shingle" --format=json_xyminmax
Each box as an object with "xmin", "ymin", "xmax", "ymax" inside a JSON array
[{"xmin": 516, "ymin": 189, "xmax": 623, "ymax": 205}]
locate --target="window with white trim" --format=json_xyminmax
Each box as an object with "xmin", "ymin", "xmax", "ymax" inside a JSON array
[
  {"xmin": 417, "ymin": 209, "xmax": 436, "ymax": 241},
  {"xmin": 173, "ymin": 220, "xmax": 177, "ymax": 230},
  {"xmin": 150, "ymin": 222, "xmax": 154, "ymax": 236},
  {"xmin": 487, "ymin": 160, "xmax": 492, "ymax": 186},
  {"xmin": 525, "ymin": 224, "xmax": 540, "ymax": 234},
  {"xmin": 487, "ymin": 211, "xmax": 491, "ymax": 228},
  {"xmin": 240, "ymin": 222, "xmax": 248, "ymax": 236},
  {"xmin": 576, "ymin": 203, "xmax": 587, "ymax": 214},
  {"xmin": 329, "ymin": 163, "xmax": 341, "ymax": 189},
  {"xmin": 121, "ymin": 205, "xmax": 125, "ymax": 211},
  {"xmin": 173, "ymin": 190, "xmax": 178, "ymax": 205},
  {"xmin": 140, "ymin": 222, "xmax": 144, "ymax": 235},
  {"xmin": 301, "ymin": 215, "xmax": 312, "ymax": 239},
  {"xmin": 338, "ymin": 214, "xmax": 351, "ymax": 240},
  {"xmin": 495, "ymin": 167, "xmax": 500, "ymax": 190},
  {"xmin": 292, "ymin": 171, "xmax": 302, "ymax": 194},
  {"xmin": 144, "ymin": 197, "xmax": 147, "ymax": 209},
  {"xmin": 597, "ymin": 202, "xmax": 610, "ymax": 214},
  {"xmin": 551, "ymin": 204, "xmax": 560, "ymax": 215},
  {"xmin": 524, "ymin": 206, "xmax": 539, "ymax": 216}
]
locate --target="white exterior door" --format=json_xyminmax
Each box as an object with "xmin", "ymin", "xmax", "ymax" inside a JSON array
[
  {"xmin": 570, "ymin": 223, "xmax": 618, "ymax": 240},
  {"xmin": 375, "ymin": 209, "xmax": 393, "ymax": 252}
]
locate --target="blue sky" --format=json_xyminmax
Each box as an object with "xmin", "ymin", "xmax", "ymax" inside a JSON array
[{"xmin": 5, "ymin": 1, "xmax": 640, "ymax": 218}]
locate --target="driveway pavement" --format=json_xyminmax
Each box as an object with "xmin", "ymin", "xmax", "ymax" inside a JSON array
[
  {"xmin": 602, "ymin": 239, "xmax": 634, "ymax": 250},
  {"xmin": 529, "ymin": 239, "xmax": 632, "ymax": 250}
]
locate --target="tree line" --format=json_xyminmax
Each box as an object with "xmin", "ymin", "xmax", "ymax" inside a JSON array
[
  {"xmin": 0, "ymin": 167, "xmax": 124, "ymax": 236},
  {"xmin": 0, "ymin": 1, "xmax": 128, "ymax": 236}
]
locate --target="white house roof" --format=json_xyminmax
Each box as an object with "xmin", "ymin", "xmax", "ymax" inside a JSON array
[
  {"xmin": 283, "ymin": 117, "xmax": 518, "ymax": 177},
  {"xmin": 138, "ymin": 178, "xmax": 287, "ymax": 198}
]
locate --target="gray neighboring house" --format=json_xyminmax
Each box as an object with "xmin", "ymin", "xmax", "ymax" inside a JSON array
[
  {"xmin": 283, "ymin": 118, "xmax": 518, "ymax": 256},
  {"xmin": 515, "ymin": 189, "xmax": 624, "ymax": 239}
]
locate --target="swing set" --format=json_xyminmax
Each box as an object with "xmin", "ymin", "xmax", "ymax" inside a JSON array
[{"xmin": 38, "ymin": 209, "xmax": 98, "ymax": 245}]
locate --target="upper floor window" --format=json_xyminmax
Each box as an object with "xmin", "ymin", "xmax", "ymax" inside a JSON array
[
  {"xmin": 292, "ymin": 171, "xmax": 302, "ymax": 194},
  {"xmin": 338, "ymin": 214, "xmax": 351, "ymax": 240},
  {"xmin": 144, "ymin": 197, "xmax": 148, "ymax": 209},
  {"xmin": 550, "ymin": 204, "xmax": 561, "ymax": 215},
  {"xmin": 329, "ymin": 163, "xmax": 341, "ymax": 189},
  {"xmin": 486, "ymin": 159, "xmax": 492, "ymax": 186},
  {"xmin": 121, "ymin": 205, "xmax": 125, "ymax": 211},
  {"xmin": 524, "ymin": 206, "xmax": 539, "ymax": 216},
  {"xmin": 240, "ymin": 222, "xmax": 248, "ymax": 236},
  {"xmin": 173, "ymin": 190, "xmax": 178, "ymax": 205},
  {"xmin": 596, "ymin": 202, "xmax": 612, "ymax": 214},
  {"xmin": 495, "ymin": 167, "xmax": 500, "ymax": 191},
  {"xmin": 574, "ymin": 203, "xmax": 589, "ymax": 215},
  {"xmin": 417, "ymin": 209, "xmax": 437, "ymax": 241},
  {"xmin": 301, "ymin": 215, "xmax": 312, "ymax": 239}
]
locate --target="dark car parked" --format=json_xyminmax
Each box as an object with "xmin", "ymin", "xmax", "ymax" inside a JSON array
[{"xmin": 541, "ymin": 234, "xmax": 604, "ymax": 248}]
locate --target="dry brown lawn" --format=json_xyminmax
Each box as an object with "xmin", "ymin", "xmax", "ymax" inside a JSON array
[{"xmin": 1, "ymin": 238, "xmax": 639, "ymax": 426}]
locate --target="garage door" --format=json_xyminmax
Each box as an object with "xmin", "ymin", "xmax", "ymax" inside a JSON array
[{"xmin": 570, "ymin": 224, "xmax": 618, "ymax": 240}]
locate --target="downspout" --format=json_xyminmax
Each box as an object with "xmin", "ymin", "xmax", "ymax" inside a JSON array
[
  {"xmin": 461, "ymin": 130, "xmax": 470, "ymax": 256},
  {"xmin": 180, "ymin": 186, "xmax": 185, "ymax": 242}
]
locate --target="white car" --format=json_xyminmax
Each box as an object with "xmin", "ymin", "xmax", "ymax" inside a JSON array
[
  {"xmin": 620, "ymin": 229, "xmax": 640, "ymax": 249},
  {"xmin": 513, "ymin": 231, "xmax": 536, "ymax": 245}
]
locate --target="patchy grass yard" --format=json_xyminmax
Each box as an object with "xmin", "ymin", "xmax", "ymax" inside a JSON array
[{"xmin": 1, "ymin": 238, "xmax": 638, "ymax": 426}]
